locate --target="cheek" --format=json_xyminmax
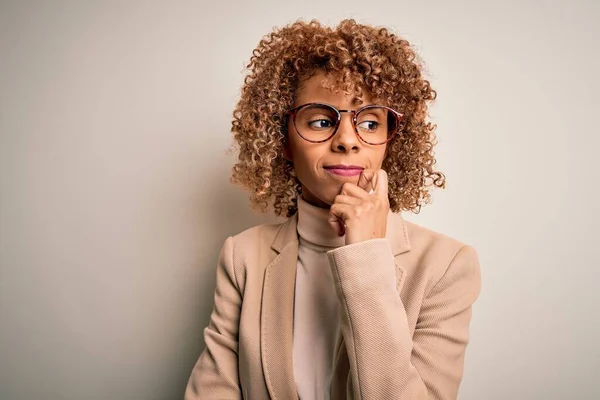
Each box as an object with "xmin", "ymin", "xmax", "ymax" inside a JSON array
[
  {"xmin": 287, "ymin": 133, "xmax": 317, "ymax": 168},
  {"xmin": 286, "ymin": 140, "xmax": 314, "ymax": 178},
  {"xmin": 289, "ymin": 152, "xmax": 329, "ymax": 196},
  {"xmin": 373, "ymin": 148, "xmax": 388, "ymax": 169},
  {"xmin": 291, "ymin": 150, "xmax": 319, "ymax": 182},
  {"xmin": 380, "ymin": 154, "xmax": 388, "ymax": 168}
]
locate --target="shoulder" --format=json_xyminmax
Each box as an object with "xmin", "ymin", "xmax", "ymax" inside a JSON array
[
  {"xmin": 230, "ymin": 219, "xmax": 288, "ymax": 251},
  {"xmin": 404, "ymin": 218, "xmax": 467, "ymax": 255},
  {"xmin": 221, "ymin": 218, "xmax": 292, "ymax": 285},
  {"xmin": 397, "ymin": 216, "xmax": 480, "ymax": 289}
]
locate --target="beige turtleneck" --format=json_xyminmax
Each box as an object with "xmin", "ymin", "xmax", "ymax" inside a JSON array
[{"xmin": 292, "ymin": 195, "xmax": 346, "ymax": 399}]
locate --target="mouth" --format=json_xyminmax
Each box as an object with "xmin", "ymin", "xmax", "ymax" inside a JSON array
[{"xmin": 323, "ymin": 165, "xmax": 364, "ymax": 177}]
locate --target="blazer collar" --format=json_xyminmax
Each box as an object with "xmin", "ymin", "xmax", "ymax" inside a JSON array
[{"xmin": 262, "ymin": 211, "xmax": 411, "ymax": 399}]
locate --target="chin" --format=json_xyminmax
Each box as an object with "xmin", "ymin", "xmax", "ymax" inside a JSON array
[
  {"xmin": 301, "ymin": 188, "xmax": 336, "ymax": 208},
  {"xmin": 318, "ymin": 189, "xmax": 342, "ymax": 207}
]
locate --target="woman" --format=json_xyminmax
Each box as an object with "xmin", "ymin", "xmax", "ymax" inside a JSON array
[{"xmin": 185, "ymin": 19, "xmax": 481, "ymax": 400}]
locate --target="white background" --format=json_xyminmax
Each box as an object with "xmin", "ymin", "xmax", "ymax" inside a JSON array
[{"xmin": 1, "ymin": 1, "xmax": 598, "ymax": 399}]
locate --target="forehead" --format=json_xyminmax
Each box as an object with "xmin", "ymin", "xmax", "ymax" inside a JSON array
[{"xmin": 294, "ymin": 70, "xmax": 374, "ymax": 107}]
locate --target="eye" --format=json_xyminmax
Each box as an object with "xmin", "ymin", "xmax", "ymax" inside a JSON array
[
  {"xmin": 308, "ymin": 119, "xmax": 334, "ymax": 130},
  {"xmin": 357, "ymin": 120, "xmax": 379, "ymax": 132}
]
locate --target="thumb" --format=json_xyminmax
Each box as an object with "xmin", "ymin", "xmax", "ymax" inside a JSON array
[{"xmin": 373, "ymin": 169, "xmax": 388, "ymax": 198}]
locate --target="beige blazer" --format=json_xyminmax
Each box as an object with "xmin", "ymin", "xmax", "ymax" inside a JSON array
[{"xmin": 185, "ymin": 211, "xmax": 481, "ymax": 399}]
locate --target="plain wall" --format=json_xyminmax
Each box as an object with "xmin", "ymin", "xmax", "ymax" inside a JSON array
[{"xmin": 1, "ymin": 1, "xmax": 598, "ymax": 399}]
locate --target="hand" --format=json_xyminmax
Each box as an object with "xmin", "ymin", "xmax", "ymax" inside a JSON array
[{"xmin": 328, "ymin": 169, "xmax": 390, "ymax": 245}]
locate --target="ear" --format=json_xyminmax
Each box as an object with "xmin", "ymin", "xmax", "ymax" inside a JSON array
[
  {"xmin": 283, "ymin": 144, "xmax": 294, "ymax": 163},
  {"xmin": 283, "ymin": 140, "xmax": 293, "ymax": 162}
]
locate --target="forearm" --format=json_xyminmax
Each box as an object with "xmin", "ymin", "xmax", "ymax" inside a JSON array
[
  {"xmin": 328, "ymin": 239, "xmax": 428, "ymax": 399},
  {"xmin": 328, "ymin": 240, "xmax": 481, "ymax": 400}
]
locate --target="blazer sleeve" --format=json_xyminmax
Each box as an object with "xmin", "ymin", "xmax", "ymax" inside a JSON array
[
  {"xmin": 327, "ymin": 239, "xmax": 481, "ymax": 400},
  {"xmin": 184, "ymin": 236, "xmax": 243, "ymax": 399}
]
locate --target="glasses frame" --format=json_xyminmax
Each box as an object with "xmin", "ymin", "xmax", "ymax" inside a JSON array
[{"xmin": 285, "ymin": 102, "xmax": 404, "ymax": 145}]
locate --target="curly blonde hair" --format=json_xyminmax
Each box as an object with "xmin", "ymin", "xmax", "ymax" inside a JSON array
[{"xmin": 230, "ymin": 19, "xmax": 445, "ymax": 218}]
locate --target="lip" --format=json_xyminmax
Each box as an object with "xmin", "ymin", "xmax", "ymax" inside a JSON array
[{"xmin": 324, "ymin": 165, "xmax": 364, "ymax": 177}]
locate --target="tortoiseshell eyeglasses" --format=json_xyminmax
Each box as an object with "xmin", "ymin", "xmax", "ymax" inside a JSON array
[{"xmin": 285, "ymin": 102, "xmax": 403, "ymax": 145}]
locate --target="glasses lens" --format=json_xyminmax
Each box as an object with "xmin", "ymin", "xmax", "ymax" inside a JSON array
[
  {"xmin": 294, "ymin": 104, "xmax": 338, "ymax": 142},
  {"xmin": 355, "ymin": 106, "xmax": 398, "ymax": 144}
]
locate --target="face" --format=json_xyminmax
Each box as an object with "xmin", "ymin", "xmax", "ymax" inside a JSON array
[{"xmin": 284, "ymin": 70, "xmax": 388, "ymax": 208}]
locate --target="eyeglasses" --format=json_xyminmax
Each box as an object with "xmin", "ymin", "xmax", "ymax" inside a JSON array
[{"xmin": 285, "ymin": 102, "xmax": 403, "ymax": 145}]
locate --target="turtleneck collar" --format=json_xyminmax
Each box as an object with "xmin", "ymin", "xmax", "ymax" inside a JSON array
[{"xmin": 296, "ymin": 195, "xmax": 346, "ymax": 249}]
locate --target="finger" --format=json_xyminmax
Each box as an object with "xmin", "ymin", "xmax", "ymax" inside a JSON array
[
  {"xmin": 328, "ymin": 203, "xmax": 353, "ymax": 236},
  {"xmin": 357, "ymin": 169, "xmax": 378, "ymax": 193},
  {"xmin": 339, "ymin": 182, "xmax": 369, "ymax": 199},
  {"xmin": 333, "ymin": 194, "xmax": 362, "ymax": 206},
  {"xmin": 373, "ymin": 169, "xmax": 389, "ymax": 198},
  {"xmin": 358, "ymin": 169, "xmax": 388, "ymax": 199}
]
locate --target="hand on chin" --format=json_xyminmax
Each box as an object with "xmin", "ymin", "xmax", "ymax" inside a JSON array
[{"xmin": 327, "ymin": 169, "xmax": 389, "ymax": 245}]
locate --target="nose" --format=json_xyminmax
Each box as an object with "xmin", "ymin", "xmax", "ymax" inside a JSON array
[{"xmin": 331, "ymin": 113, "xmax": 360, "ymax": 153}]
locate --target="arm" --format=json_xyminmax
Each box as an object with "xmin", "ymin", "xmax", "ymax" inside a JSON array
[
  {"xmin": 185, "ymin": 236, "xmax": 242, "ymax": 399},
  {"xmin": 327, "ymin": 239, "xmax": 481, "ymax": 400}
]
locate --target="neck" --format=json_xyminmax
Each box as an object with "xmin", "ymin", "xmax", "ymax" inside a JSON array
[{"xmin": 296, "ymin": 195, "xmax": 345, "ymax": 248}]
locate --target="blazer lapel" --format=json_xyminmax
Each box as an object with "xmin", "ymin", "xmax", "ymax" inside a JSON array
[{"xmin": 261, "ymin": 215, "xmax": 300, "ymax": 400}]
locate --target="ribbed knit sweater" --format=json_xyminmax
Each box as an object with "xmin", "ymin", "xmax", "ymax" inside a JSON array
[{"xmin": 292, "ymin": 195, "xmax": 346, "ymax": 399}]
